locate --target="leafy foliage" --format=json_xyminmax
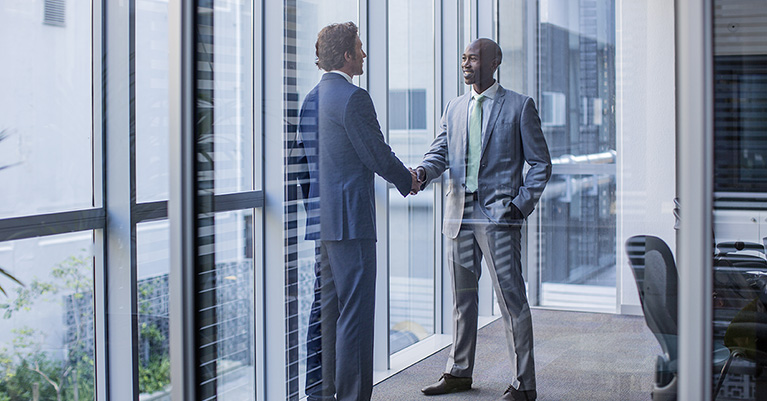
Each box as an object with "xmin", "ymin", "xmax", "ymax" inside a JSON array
[
  {"xmin": 0, "ymin": 254, "xmax": 94, "ymax": 400},
  {"xmin": 0, "ymin": 130, "xmax": 24, "ymax": 296}
]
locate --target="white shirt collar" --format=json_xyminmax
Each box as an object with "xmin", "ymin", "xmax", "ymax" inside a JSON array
[
  {"xmin": 471, "ymin": 80, "xmax": 500, "ymax": 100},
  {"xmin": 327, "ymin": 70, "xmax": 353, "ymax": 84}
]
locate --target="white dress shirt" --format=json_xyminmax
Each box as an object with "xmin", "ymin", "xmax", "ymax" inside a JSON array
[
  {"xmin": 327, "ymin": 70, "xmax": 353, "ymax": 84},
  {"xmin": 467, "ymin": 80, "xmax": 501, "ymax": 135}
]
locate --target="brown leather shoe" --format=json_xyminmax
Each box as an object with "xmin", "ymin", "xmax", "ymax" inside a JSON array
[
  {"xmin": 499, "ymin": 385, "xmax": 537, "ymax": 401},
  {"xmin": 421, "ymin": 373, "xmax": 472, "ymax": 395}
]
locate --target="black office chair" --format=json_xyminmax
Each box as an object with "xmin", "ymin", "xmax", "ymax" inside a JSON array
[
  {"xmin": 626, "ymin": 235, "xmax": 679, "ymax": 401},
  {"xmin": 713, "ymin": 242, "xmax": 767, "ymax": 399}
]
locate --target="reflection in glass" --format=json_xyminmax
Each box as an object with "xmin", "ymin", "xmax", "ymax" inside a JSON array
[
  {"xmin": 387, "ymin": 0, "xmax": 436, "ymax": 355},
  {"xmin": 201, "ymin": 211, "xmax": 257, "ymax": 399},
  {"xmin": 193, "ymin": 1, "xmax": 256, "ymax": 399},
  {"xmin": 0, "ymin": 232, "xmax": 95, "ymax": 400},
  {"xmin": 712, "ymin": 1, "xmax": 767, "ymax": 399},
  {"xmin": 0, "ymin": 1, "xmax": 93, "ymax": 218}
]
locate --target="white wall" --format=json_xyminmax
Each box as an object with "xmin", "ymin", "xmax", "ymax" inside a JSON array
[{"xmin": 616, "ymin": 0, "xmax": 677, "ymax": 313}]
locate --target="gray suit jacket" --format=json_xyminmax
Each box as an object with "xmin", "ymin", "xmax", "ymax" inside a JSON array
[
  {"xmin": 419, "ymin": 85, "xmax": 552, "ymax": 239},
  {"xmin": 295, "ymin": 73, "xmax": 412, "ymax": 241}
]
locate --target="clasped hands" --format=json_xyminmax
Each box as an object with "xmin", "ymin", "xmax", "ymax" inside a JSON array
[{"xmin": 409, "ymin": 167, "xmax": 427, "ymax": 195}]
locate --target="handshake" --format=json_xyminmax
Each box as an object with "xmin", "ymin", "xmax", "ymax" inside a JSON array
[{"xmin": 409, "ymin": 167, "xmax": 427, "ymax": 195}]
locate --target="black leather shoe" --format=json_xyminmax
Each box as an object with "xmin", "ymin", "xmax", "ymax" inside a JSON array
[
  {"xmin": 421, "ymin": 374, "xmax": 472, "ymax": 395},
  {"xmin": 499, "ymin": 385, "xmax": 537, "ymax": 401}
]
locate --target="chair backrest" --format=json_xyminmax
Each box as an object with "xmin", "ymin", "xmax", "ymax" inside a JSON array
[{"xmin": 626, "ymin": 235, "xmax": 678, "ymax": 361}]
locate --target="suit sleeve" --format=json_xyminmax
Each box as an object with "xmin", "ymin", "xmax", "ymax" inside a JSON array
[
  {"xmin": 417, "ymin": 101, "xmax": 451, "ymax": 187},
  {"xmin": 512, "ymin": 97, "xmax": 552, "ymax": 216},
  {"xmin": 344, "ymin": 89, "xmax": 412, "ymax": 197},
  {"xmin": 289, "ymin": 96, "xmax": 317, "ymax": 201}
]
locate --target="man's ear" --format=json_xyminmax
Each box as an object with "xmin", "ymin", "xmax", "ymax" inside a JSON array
[{"xmin": 344, "ymin": 51, "xmax": 353, "ymax": 62}]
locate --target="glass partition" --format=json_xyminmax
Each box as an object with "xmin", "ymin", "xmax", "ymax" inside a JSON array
[{"xmin": 711, "ymin": 0, "xmax": 767, "ymax": 399}]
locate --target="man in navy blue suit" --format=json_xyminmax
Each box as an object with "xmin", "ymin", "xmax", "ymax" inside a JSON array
[{"xmin": 294, "ymin": 22, "xmax": 420, "ymax": 401}]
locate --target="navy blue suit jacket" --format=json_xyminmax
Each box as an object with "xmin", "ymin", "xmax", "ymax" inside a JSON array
[{"xmin": 295, "ymin": 73, "xmax": 412, "ymax": 241}]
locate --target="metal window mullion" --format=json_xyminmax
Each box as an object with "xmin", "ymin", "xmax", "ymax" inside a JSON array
[
  {"xmin": 262, "ymin": 0, "xmax": 286, "ymax": 399},
  {"xmin": 367, "ymin": 0, "xmax": 391, "ymax": 372},
  {"xmin": 440, "ymin": 0, "xmax": 460, "ymax": 335},
  {"xmin": 92, "ymin": 0, "xmax": 107, "ymax": 399},
  {"xmin": 676, "ymin": 0, "xmax": 714, "ymax": 400},
  {"xmin": 0, "ymin": 208, "xmax": 105, "ymax": 242},
  {"xmin": 103, "ymin": 0, "xmax": 139, "ymax": 398},
  {"xmin": 433, "ymin": 0, "xmax": 445, "ymax": 338},
  {"xmin": 169, "ymin": 0, "xmax": 198, "ymax": 400}
]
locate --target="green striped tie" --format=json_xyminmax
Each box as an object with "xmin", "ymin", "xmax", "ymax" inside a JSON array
[{"xmin": 466, "ymin": 94, "xmax": 485, "ymax": 192}]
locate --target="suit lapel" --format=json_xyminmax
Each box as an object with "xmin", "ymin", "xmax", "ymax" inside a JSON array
[
  {"xmin": 454, "ymin": 93, "xmax": 471, "ymax": 162},
  {"xmin": 481, "ymin": 88, "xmax": 506, "ymax": 156}
]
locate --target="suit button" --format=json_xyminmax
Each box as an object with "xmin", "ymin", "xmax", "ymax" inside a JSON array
[{"xmin": 461, "ymin": 183, "xmax": 466, "ymax": 187}]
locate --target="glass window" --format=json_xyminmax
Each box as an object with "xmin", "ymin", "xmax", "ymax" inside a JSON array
[
  {"xmin": 499, "ymin": 0, "xmax": 617, "ymax": 312},
  {"xmin": 495, "ymin": 0, "xmax": 679, "ymax": 399},
  {"xmin": 197, "ymin": 211, "xmax": 257, "ymax": 399},
  {"xmin": 135, "ymin": 0, "xmax": 171, "ymax": 203},
  {"xmin": 388, "ymin": 0, "xmax": 436, "ymax": 354},
  {"xmin": 0, "ymin": 0, "xmax": 94, "ymax": 218},
  {"xmin": 137, "ymin": 220, "xmax": 171, "ymax": 397},
  {"xmin": 136, "ymin": 0, "xmax": 255, "ymax": 203},
  {"xmin": 0, "ymin": 232, "xmax": 96, "ymax": 400}
]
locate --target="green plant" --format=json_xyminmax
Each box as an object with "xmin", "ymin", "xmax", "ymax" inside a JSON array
[
  {"xmin": 0, "ymin": 129, "xmax": 24, "ymax": 297},
  {"xmin": 0, "ymin": 266, "xmax": 23, "ymax": 297},
  {"xmin": 138, "ymin": 354, "xmax": 170, "ymax": 394},
  {"xmin": 0, "ymin": 254, "xmax": 95, "ymax": 400}
]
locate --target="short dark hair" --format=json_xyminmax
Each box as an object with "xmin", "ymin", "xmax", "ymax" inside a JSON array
[{"xmin": 315, "ymin": 22, "xmax": 359, "ymax": 71}]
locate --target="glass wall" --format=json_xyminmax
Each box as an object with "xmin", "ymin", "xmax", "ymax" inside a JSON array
[
  {"xmin": 387, "ymin": 0, "xmax": 436, "ymax": 355},
  {"xmin": 496, "ymin": 0, "xmax": 678, "ymax": 398},
  {"xmin": 0, "ymin": 1, "xmax": 98, "ymax": 399},
  {"xmin": 711, "ymin": 0, "xmax": 767, "ymax": 399},
  {"xmin": 499, "ymin": 0, "xmax": 616, "ymax": 312}
]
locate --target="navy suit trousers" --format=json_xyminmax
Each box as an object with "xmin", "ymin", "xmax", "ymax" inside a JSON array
[{"xmin": 306, "ymin": 239, "xmax": 377, "ymax": 401}]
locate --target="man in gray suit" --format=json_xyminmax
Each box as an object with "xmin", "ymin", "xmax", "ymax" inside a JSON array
[
  {"xmin": 414, "ymin": 38, "xmax": 551, "ymax": 401},
  {"xmin": 294, "ymin": 22, "xmax": 421, "ymax": 401}
]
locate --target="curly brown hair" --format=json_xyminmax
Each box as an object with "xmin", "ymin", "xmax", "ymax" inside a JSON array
[{"xmin": 315, "ymin": 22, "xmax": 359, "ymax": 71}]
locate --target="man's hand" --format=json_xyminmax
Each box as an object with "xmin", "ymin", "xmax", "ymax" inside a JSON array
[
  {"xmin": 409, "ymin": 168, "xmax": 421, "ymax": 195},
  {"xmin": 409, "ymin": 167, "xmax": 427, "ymax": 195}
]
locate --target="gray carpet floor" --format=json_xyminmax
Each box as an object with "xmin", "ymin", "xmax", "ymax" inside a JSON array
[{"xmin": 372, "ymin": 308, "xmax": 659, "ymax": 401}]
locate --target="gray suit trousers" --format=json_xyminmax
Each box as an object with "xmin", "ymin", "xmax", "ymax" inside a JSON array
[{"xmin": 446, "ymin": 192, "xmax": 536, "ymax": 392}]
